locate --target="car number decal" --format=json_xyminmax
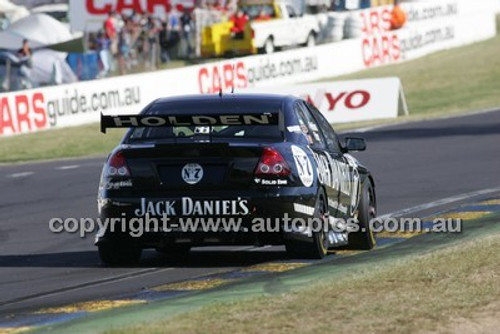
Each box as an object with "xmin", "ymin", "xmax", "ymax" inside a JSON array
[{"xmin": 291, "ymin": 145, "xmax": 314, "ymax": 187}]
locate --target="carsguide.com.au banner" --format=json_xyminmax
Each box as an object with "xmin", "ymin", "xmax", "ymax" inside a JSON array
[{"xmin": 0, "ymin": 0, "xmax": 497, "ymax": 137}]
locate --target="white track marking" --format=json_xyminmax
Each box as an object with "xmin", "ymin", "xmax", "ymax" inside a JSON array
[
  {"xmin": 57, "ymin": 165, "xmax": 80, "ymax": 170},
  {"xmin": 248, "ymin": 245, "xmax": 273, "ymax": 252},
  {"xmin": 378, "ymin": 186, "xmax": 500, "ymax": 220},
  {"xmin": 341, "ymin": 107, "xmax": 500, "ymax": 134},
  {"xmin": 0, "ymin": 267, "xmax": 175, "ymax": 307},
  {"xmin": 230, "ymin": 246, "xmax": 258, "ymax": 251},
  {"xmin": 7, "ymin": 172, "xmax": 34, "ymax": 178}
]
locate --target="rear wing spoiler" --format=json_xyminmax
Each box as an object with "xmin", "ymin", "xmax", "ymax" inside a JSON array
[{"xmin": 100, "ymin": 113, "xmax": 281, "ymax": 134}]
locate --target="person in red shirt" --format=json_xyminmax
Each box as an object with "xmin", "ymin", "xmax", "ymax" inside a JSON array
[
  {"xmin": 230, "ymin": 9, "xmax": 249, "ymax": 39},
  {"xmin": 104, "ymin": 10, "xmax": 119, "ymax": 55},
  {"xmin": 390, "ymin": 0, "xmax": 407, "ymax": 30},
  {"xmin": 104, "ymin": 10, "xmax": 117, "ymax": 39}
]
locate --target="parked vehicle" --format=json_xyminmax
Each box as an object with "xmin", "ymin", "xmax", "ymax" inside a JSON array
[{"xmin": 201, "ymin": 0, "xmax": 320, "ymax": 57}]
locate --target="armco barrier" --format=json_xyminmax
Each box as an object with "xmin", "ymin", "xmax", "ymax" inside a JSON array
[{"xmin": 0, "ymin": 0, "xmax": 497, "ymax": 137}]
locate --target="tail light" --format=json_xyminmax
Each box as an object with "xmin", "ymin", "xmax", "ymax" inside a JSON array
[
  {"xmin": 255, "ymin": 147, "xmax": 291, "ymax": 177},
  {"xmin": 105, "ymin": 151, "xmax": 130, "ymax": 177}
]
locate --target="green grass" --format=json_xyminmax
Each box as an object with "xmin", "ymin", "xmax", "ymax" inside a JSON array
[
  {"xmin": 106, "ymin": 220, "xmax": 500, "ymax": 334},
  {"xmin": 0, "ymin": 17, "xmax": 499, "ymax": 163},
  {"xmin": 0, "ymin": 124, "xmax": 126, "ymax": 164}
]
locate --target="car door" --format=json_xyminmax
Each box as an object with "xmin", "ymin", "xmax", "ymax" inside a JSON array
[
  {"xmin": 305, "ymin": 102, "xmax": 356, "ymax": 219},
  {"xmin": 294, "ymin": 101, "xmax": 341, "ymax": 219}
]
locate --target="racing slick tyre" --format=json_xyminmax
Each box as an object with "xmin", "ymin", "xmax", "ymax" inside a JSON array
[
  {"xmin": 285, "ymin": 190, "xmax": 329, "ymax": 259},
  {"xmin": 347, "ymin": 180, "xmax": 377, "ymax": 250},
  {"xmin": 98, "ymin": 241, "xmax": 142, "ymax": 266}
]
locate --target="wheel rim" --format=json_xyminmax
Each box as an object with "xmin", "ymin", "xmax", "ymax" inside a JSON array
[
  {"xmin": 368, "ymin": 186, "xmax": 376, "ymax": 245},
  {"xmin": 317, "ymin": 198, "xmax": 329, "ymax": 254}
]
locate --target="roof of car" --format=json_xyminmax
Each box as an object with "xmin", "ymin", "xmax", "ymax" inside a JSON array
[{"xmin": 152, "ymin": 93, "xmax": 297, "ymax": 105}]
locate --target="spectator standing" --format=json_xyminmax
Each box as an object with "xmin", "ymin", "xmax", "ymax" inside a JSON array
[
  {"xmin": 390, "ymin": 0, "xmax": 407, "ymax": 30},
  {"xmin": 145, "ymin": 16, "xmax": 159, "ymax": 69},
  {"xmin": 104, "ymin": 11, "xmax": 118, "ymax": 56},
  {"xmin": 180, "ymin": 9, "xmax": 194, "ymax": 58},
  {"xmin": 16, "ymin": 39, "xmax": 33, "ymax": 88},
  {"xmin": 117, "ymin": 19, "xmax": 132, "ymax": 74},
  {"xmin": 96, "ymin": 31, "xmax": 111, "ymax": 78},
  {"xmin": 17, "ymin": 39, "xmax": 32, "ymax": 59},
  {"xmin": 159, "ymin": 21, "xmax": 171, "ymax": 63}
]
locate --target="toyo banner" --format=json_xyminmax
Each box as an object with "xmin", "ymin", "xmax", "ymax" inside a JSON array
[{"xmin": 246, "ymin": 77, "xmax": 408, "ymax": 123}]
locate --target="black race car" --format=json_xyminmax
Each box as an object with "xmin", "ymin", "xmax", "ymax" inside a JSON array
[{"xmin": 97, "ymin": 94, "xmax": 377, "ymax": 265}]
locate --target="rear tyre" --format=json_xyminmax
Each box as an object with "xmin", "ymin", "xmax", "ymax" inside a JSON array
[
  {"xmin": 305, "ymin": 32, "xmax": 316, "ymax": 47},
  {"xmin": 261, "ymin": 37, "xmax": 275, "ymax": 54},
  {"xmin": 285, "ymin": 190, "xmax": 329, "ymax": 259},
  {"xmin": 347, "ymin": 180, "xmax": 377, "ymax": 250},
  {"xmin": 98, "ymin": 241, "xmax": 142, "ymax": 266}
]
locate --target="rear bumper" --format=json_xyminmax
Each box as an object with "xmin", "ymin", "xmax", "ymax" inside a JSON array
[{"xmin": 96, "ymin": 187, "xmax": 318, "ymax": 247}]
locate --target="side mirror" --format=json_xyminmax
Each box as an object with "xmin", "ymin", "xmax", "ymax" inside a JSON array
[{"xmin": 343, "ymin": 137, "xmax": 366, "ymax": 152}]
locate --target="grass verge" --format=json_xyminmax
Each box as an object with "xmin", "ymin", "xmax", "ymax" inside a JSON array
[
  {"xmin": 105, "ymin": 215, "xmax": 500, "ymax": 334},
  {"xmin": 0, "ymin": 124, "xmax": 125, "ymax": 164},
  {"xmin": 1, "ymin": 16, "xmax": 499, "ymax": 163}
]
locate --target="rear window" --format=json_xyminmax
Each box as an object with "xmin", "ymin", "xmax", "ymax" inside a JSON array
[
  {"xmin": 240, "ymin": 5, "xmax": 276, "ymax": 19},
  {"xmin": 126, "ymin": 102, "xmax": 283, "ymax": 143}
]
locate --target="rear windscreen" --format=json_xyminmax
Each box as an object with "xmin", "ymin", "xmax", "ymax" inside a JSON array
[{"xmin": 126, "ymin": 103, "xmax": 283, "ymax": 142}]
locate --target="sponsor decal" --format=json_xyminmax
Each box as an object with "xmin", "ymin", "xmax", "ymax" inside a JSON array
[
  {"xmin": 287, "ymin": 125, "xmax": 302, "ymax": 133},
  {"xmin": 104, "ymin": 180, "xmax": 133, "ymax": 190},
  {"xmin": 326, "ymin": 221, "xmax": 348, "ymax": 245},
  {"xmin": 181, "ymin": 163, "xmax": 204, "ymax": 185},
  {"xmin": 344, "ymin": 154, "xmax": 361, "ymax": 215},
  {"xmin": 134, "ymin": 197, "xmax": 250, "ymax": 217},
  {"xmin": 312, "ymin": 151, "xmax": 340, "ymax": 192},
  {"xmin": 254, "ymin": 178, "xmax": 288, "ymax": 186},
  {"xmin": 293, "ymin": 203, "xmax": 315, "ymax": 216},
  {"xmin": 291, "ymin": 145, "xmax": 314, "ymax": 187},
  {"xmin": 101, "ymin": 113, "xmax": 279, "ymax": 132},
  {"xmin": 311, "ymin": 151, "xmax": 360, "ymax": 215}
]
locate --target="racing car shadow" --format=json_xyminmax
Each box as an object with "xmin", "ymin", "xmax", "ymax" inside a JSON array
[
  {"xmin": 0, "ymin": 248, "xmax": 289, "ymax": 269},
  {"xmin": 141, "ymin": 247, "xmax": 289, "ymax": 268}
]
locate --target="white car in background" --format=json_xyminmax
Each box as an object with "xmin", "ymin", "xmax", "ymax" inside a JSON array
[{"xmin": 250, "ymin": 0, "xmax": 320, "ymax": 54}]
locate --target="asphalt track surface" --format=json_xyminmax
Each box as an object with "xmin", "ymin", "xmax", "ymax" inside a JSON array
[{"xmin": 1, "ymin": 109, "xmax": 499, "ymax": 317}]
